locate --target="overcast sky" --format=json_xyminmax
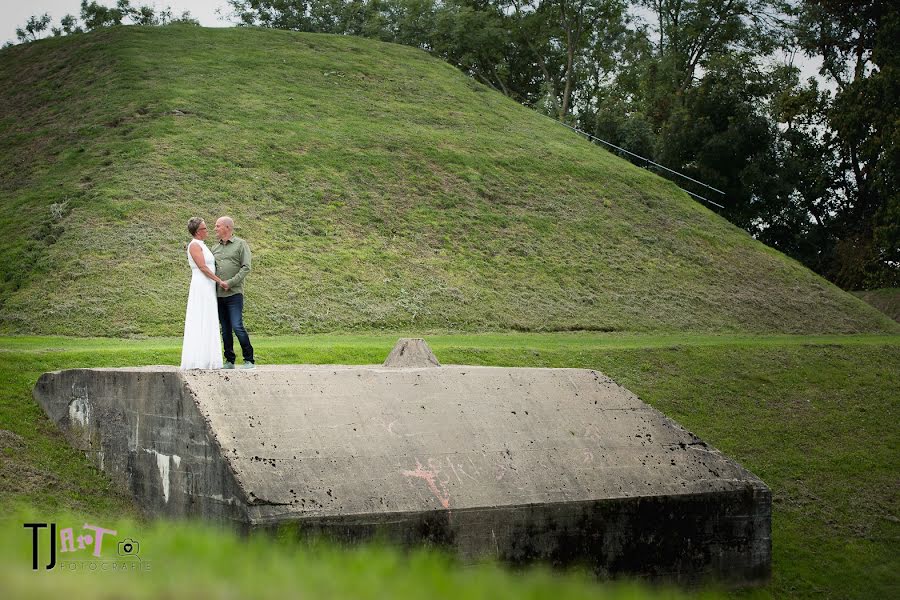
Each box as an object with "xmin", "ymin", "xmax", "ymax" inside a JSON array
[{"xmin": 2, "ymin": 0, "xmax": 232, "ymax": 45}]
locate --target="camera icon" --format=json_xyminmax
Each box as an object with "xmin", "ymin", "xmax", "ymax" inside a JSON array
[{"xmin": 117, "ymin": 538, "xmax": 140, "ymax": 556}]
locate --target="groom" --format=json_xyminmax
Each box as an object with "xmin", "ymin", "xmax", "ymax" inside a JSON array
[{"xmin": 213, "ymin": 216, "xmax": 255, "ymax": 369}]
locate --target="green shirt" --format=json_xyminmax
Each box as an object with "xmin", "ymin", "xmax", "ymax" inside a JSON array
[{"xmin": 212, "ymin": 236, "xmax": 251, "ymax": 298}]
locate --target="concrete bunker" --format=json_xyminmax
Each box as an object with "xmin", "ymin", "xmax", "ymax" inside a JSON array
[{"xmin": 33, "ymin": 338, "xmax": 770, "ymax": 584}]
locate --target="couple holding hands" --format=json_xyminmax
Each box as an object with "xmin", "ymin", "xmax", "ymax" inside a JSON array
[{"xmin": 180, "ymin": 216, "xmax": 255, "ymax": 370}]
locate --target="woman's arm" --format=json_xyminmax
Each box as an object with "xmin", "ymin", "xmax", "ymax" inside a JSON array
[{"xmin": 189, "ymin": 242, "xmax": 224, "ymax": 285}]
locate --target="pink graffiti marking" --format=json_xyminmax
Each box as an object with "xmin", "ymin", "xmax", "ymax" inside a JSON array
[
  {"xmin": 447, "ymin": 456, "xmax": 478, "ymax": 482},
  {"xmin": 402, "ymin": 458, "xmax": 450, "ymax": 509}
]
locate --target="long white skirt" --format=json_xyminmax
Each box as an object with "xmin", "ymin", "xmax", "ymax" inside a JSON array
[{"xmin": 180, "ymin": 272, "xmax": 223, "ymax": 369}]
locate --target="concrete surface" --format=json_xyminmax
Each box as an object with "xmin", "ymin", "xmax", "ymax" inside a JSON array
[{"xmin": 33, "ymin": 341, "xmax": 770, "ymax": 584}]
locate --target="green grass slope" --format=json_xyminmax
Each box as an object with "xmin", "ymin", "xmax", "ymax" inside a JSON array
[
  {"xmin": 853, "ymin": 288, "xmax": 900, "ymax": 322},
  {"xmin": 0, "ymin": 25, "xmax": 895, "ymax": 336}
]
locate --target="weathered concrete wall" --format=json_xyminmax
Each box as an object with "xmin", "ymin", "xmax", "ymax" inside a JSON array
[
  {"xmin": 33, "ymin": 367, "xmax": 247, "ymax": 525},
  {"xmin": 33, "ymin": 359, "xmax": 771, "ymax": 584},
  {"xmin": 276, "ymin": 491, "xmax": 770, "ymax": 584}
]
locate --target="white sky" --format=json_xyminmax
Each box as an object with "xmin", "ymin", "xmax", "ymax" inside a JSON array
[{"xmin": 1, "ymin": 0, "xmax": 233, "ymax": 45}]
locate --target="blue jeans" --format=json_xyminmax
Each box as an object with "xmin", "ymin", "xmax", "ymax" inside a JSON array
[{"xmin": 217, "ymin": 294, "xmax": 254, "ymax": 364}]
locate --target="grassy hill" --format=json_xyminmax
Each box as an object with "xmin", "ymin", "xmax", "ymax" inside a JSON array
[
  {"xmin": 0, "ymin": 25, "xmax": 896, "ymax": 337},
  {"xmin": 853, "ymin": 288, "xmax": 900, "ymax": 322}
]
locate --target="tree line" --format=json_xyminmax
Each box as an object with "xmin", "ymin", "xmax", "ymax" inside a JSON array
[
  {"xmin": 9, "ymin": 1, "xmax": 198, "ymax": 45},
  {"xmin": 9, "ymin": 0, "xmax": 897, "ymax": 290}
]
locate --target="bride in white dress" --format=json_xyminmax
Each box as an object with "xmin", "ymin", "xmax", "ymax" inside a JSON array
[{"xmin": 180, "ymin": 217, "xmax": 226, "ymax": 369}]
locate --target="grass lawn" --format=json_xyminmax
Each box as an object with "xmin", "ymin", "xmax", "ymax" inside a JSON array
[{"xmin": 1, "ymin": 333, "xmax": 897, "ymax": 598}]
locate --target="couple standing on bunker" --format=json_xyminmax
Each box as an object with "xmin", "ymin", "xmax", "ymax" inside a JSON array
[{"xmin": 180, "ymin": 216, "xmax": 255, "ymax": 370}]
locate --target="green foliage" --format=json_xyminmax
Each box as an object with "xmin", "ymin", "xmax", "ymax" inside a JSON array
[
  {"xmin": 578, "ymin": 0, "xmax": 900, "ymax": 290},
  {"xmin": 0, "ymin": 333, "xmax": 897, "ymax": 598},
  {"xmin": 1, "ymin": 26, "xmax": 895, "ymax": 337},
  {"xmin": 790, "ymin": 0, "xmax": 900, "ymax": 289},
  {"xmin": 7, "ymin": 0, "xmax": 199, "ymax": 47},
  {"xmin": 79, "ymin": 0, "xmax": 131, "ymax": 29},
  {"xmin": 15, "ymin": 14, "xmax": 52, "ymax": 43},
  {"xmin": 52, "ymin": 14, "xmax": 83, "ymax": 37}
]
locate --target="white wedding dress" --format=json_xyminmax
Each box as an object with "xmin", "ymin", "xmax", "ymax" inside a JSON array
[{"xmin": 180, "ymin": 239, "xmax": 223, "ymax": 369}]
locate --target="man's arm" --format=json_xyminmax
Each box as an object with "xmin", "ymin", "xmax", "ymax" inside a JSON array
[{"xmin": 227, "ymin": 240, "xmax": 252, "ymax": 288}]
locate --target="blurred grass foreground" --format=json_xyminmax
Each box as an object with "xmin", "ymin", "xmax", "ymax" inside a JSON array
[{"xmin": 1, "ymin": 508, "xmax": 714, "ymax": 600}]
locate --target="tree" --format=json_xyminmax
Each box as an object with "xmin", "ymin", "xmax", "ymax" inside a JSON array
[
  {"xmin": 794, "ymin": 0, "xmax": 899, "ymax": 287},
  {"xmin": 636, "ymin": 0, "xmax": 789, "ymax": 122},
  {"xmin": 576, "ymin": 0, "xmax": 791, "ymax": 213},
  {"xmin": 557, "ymin": 0, "xmax": 628, "ymax": 118},
  {"xmin": 504, "ymin": 0, "xmax": 628, "ymax": 119},
  {"xmin": 430, "ymin": 1, "xmax": 516, "ymax": 95},
  {"xmin": 228, "ymin": 0, "xmax": 327, "ymax": 30},
  {"xmin": 16, "ymin": 14, "xmax": 52, "ymax": 43},
  {"xmin": 51, "ymin": 15, "xmax": 83, "ymax": 37},
  {"xmin": 759, "ymin": 71, "xmax": 840, "ymax": 273},
  {"xmin": 79, "ymin": 0, "xmax": 131, "ymax": 29},
  {"xmin": 8, "ymin": 2, "xmax": 200, "ymax": 48}
]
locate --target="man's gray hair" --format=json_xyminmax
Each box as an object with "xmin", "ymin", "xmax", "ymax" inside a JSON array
[
  {"xmin": 219, "ymin": 216, "xmax": 234, "ymax": 229},
  {"xmin": 187, "ymin": 217, "xmax": 205, "ymax": 236}
]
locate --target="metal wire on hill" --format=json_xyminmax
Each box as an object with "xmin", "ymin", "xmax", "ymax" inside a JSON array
[{"xmin": 547, "ymin": 117, "xmax": 727, "ymax": 209}]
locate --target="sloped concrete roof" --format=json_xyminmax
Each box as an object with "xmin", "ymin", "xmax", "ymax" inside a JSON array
[{"xmin": 183, "ymin": 365, "xmax": 755, "ymax": 521}]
